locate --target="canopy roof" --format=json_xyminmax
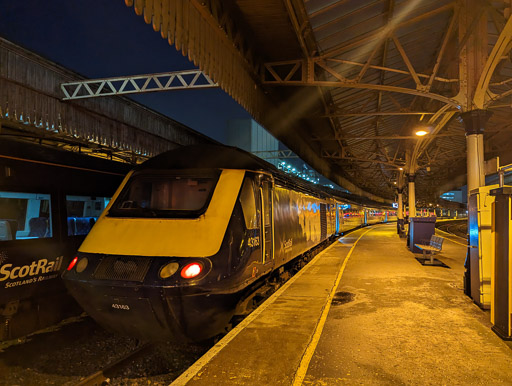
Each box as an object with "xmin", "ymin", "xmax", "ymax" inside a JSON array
[{"xmin": 125, "ymin": 0, "xmax": 512, "ymax": 204}]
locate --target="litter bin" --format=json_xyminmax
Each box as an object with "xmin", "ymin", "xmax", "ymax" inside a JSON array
[{"xmin": 408, "ymin": 217, "xmax": 436, "ymax": 253}]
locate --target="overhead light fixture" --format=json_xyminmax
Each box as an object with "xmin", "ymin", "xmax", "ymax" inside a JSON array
[{"xmin": 414, "ymin": 124, "xmax": 432, "ymax": 137}]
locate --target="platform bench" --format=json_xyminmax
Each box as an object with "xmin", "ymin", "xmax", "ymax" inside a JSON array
[{"xmin": 414, "ymin": 235, "xmax": 444, "ymax": 264}]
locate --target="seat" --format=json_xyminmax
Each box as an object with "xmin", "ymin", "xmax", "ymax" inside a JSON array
[
  {"xmin": 6, "ymin": 220, "xmax": 17, "ymax": 239},
  {"xmin": 75, "ymin": 217, "xmax": 96, "ymax": 235},
  {"xmin": 0, "ymin": 220, "xmax": 12, "ymax": 241},
  {"xmin": 67, "ymin": 217, "xmax": 76, "ymax": 236},
  {"xmin": 414, "ymin": 235, "xmax": 444, "ymax": 264},
  {"xmin": 28, "ymin": 217, "xmax": 48, "ymax": 238}
]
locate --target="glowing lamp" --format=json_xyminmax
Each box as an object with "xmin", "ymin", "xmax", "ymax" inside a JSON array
[
  {"xmin": 415, "ymin": 130, "xmax": 428, "ymax": 137},
  {"xmin": 181, "ymin": 263, "xmax": 202, "ymax": 279},
  {"xmin": 67, "ymin": 256, "xmax": 78, "ymax": 271}
]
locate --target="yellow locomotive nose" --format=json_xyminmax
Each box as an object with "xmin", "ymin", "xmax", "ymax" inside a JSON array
[{"xmin": 78, "ymin": 169, "xmax": 245, "ymax": 258}]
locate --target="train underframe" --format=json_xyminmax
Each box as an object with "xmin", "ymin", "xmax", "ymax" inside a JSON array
[{"xmin": 64, "ymin": 237, "xmax": 335, "ymax": 343}]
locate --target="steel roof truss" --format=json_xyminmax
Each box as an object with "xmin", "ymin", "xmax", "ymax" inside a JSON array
[
  {"xmin": 61, "ymin": 70, "xmax": 218, "ymax": 100},
  {"xmin": 262, "ymin": 58, "xmax": 459, "ymax": 107}
]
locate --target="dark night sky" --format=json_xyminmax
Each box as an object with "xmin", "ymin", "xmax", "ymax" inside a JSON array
[{"xmin": 0, "ymin": 0, "xmax": 252, "ymax": 143}]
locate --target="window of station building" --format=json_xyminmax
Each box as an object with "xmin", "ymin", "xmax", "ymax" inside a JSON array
[
  {"xmin": 239, "ymin": 178, "xmax": 259, "ymax": 230},
  {"xmin": 0, "ymin": 191, "xmax": 52, "ymax": 241},
  {"xmin": 66, "ymin": 195, "xmax": 110, "ymax": 236}
]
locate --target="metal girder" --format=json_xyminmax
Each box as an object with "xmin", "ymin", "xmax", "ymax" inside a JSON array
[
  {"xmin": 474, "ymin": 15, "xmax": 512, "ymax": 108},
  {"xmin": 392, "ymin": 34, "xmax": 423, "ymax": 89},
  {"xmin": 321, "ymin": 149, "xmax": 405, "ymax": 168},
  {"xmin": 320, "ymin": 110, "xmax": 457, "ymax": 117},
  {"xmin": 61, "ymin": 70, "xmax": 217, "ymax": 100},
  {"xmin": 250, "ymin": 149, "xmax": 298, "ymax": 159},
  {"xmin": 262, "ymin": 59, "xmax": 460, "ymax": 107},
  {"xmin": 312, "ymin": 133, "xmax": 463, "ymax": 141},
  {"xmin": 318, "ymin": 2, "xmax": 456, "ymax": 60},
  {"xmin": 324, "ymin": 58, "xmax": 458, "ymax": 84},
  {"xmin": 426, "ymin": 7, "xmax": 458, "ymax": 92},
  {"xmin": 264, "ymin": 57, "xmax": 459, "ymax": 83}
]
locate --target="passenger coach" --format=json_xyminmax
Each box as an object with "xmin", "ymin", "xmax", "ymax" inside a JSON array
[{"xmin": 0, "ymin": 139, "xmax": 130, "ymax": 341}]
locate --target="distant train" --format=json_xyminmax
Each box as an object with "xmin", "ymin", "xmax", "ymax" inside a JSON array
[
  {"xmin": 63, "ymin": 145, "xmax": 395, "ymax": 342},
  {"xmin": 0, "ymin": 138, "xmax": 130, "ymax": 341}
]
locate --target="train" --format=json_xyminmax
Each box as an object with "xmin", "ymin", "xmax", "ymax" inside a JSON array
[
  {"xmin": 0, "ymin": 138, "xmax": 131, "ymax": 341},
  {"xmin": 62, "ymin": 144, "xmax": 396, "ymax": 343}
]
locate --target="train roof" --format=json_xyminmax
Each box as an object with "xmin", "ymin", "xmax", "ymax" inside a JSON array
[
  {"xmin": 139, "ymin": 144, "xmax": 393, "ymax": 209},
  {"xmin": 138, "ymin": 144, "xmax": 276, "ymax": 171}
]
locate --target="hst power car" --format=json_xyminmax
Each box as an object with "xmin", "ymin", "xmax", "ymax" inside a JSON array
[{"xmin": 63, "ymin": 145, "xmax": 394, "ymax": 342}]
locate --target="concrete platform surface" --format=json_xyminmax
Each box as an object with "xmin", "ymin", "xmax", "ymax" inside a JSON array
[{"xmin": 173, "ymin": 224, "xmax": 512, "ymax": 385}]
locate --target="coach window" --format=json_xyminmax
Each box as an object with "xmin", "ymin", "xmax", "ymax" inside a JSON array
[
  {"xmin": 239, "ymin": 178, "xmax": 259, "ymax": 230},
  {"xmin": 0, "ymin": 191, "xmax": 52, "ymax": 241},
  {"xmin": 66, "ymin": 195, "xmax": 110, "ymax": 236}
]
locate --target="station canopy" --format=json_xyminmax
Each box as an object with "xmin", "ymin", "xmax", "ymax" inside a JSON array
[{"xmin": 126, "ymin": 0, "xmax": 512, "ymax": 204}]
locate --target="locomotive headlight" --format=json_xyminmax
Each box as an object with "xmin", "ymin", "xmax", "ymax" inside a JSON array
[
  {"xmin": 159, "ymin": 262, "xmax": 180, "ymax": 279},
  {"xmin": 76, "ymin": 257, "xmax": 88, "ymax": 273}
]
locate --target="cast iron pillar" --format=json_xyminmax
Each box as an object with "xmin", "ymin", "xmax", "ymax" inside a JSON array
[
  {"xmin": 397, "ymin": 187, "xmax": 404, "ymax": 220},
  {"xmin": 397, "ymin": 187, "xmax": 404, "ymax": 234},
  {"xmin": 461, "ymin": 110, "xmax": 490, "ymax": 200},
  {"xmin": 407, "ymin": 174, "xmax": 416, "ymax": 218}
]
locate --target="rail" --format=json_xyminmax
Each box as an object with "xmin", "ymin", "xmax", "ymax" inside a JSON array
[{"xmin": 76, "ymin": 343, "xmax": 153, "ymax": 385}]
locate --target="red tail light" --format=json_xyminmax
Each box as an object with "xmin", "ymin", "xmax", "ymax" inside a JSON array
[
  {"xmin": 181, "ymin": 263, "xmax": 202, "ymax": 279},
  {"xmin": 67, "ymin": 256, "xmax": 78, "ymax": 271}
]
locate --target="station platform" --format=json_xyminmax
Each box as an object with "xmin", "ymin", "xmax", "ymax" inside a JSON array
[{"xmin": 172, "ymin": 223, "xmax": 512, "ymax": 385}]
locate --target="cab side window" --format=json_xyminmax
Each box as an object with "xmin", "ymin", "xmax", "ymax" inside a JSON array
[
  {"xmin": 0, "ymin": 191, "xmax": 52, "ymax": 241},
  {"xmin": 239, "ymin": 178, "xmax": 259, "ymax": 230}
]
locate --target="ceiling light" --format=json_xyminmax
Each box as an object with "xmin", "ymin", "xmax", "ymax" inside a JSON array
[{"xmin": 415, "ymin": 130, "xmax": 428, "ymax": 137}]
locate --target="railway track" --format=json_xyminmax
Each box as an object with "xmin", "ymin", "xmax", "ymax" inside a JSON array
[
  {"xmin": 76, "ymin": 343, "xmax": 153, "ymax": 385},
  {"xmin": 436, "ymin": 220, "xmax": 467, "ymax": 239},
  {"xmin": 0, "ymin": 316, "xmax": 209, "ymax": 385}
]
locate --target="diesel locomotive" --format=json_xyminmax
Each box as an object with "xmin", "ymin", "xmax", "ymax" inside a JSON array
[
  {"xmin": 63, "ymin": 145, "xmax": 395, "ymax": 342},
  {"xmin": 0, "ymin": 138, "xmax": 131, "ymax": 341}
]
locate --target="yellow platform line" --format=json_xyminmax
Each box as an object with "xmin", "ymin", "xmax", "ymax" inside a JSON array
[
  {"xmin": 171, "ymin": 229, "xmax": 363, "ymax": 386},
  {"xmin": 292, "ymin": 226, "xmax": 375, "ymax": 386},
  {"xmin": 435, "ymin": 227, "xmax": 468, "ymax": 247}
]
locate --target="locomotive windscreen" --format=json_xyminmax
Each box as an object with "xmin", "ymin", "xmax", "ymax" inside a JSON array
[{"xmin": 108, "ymin": 170, "xmax": 220, "ymax": 218}]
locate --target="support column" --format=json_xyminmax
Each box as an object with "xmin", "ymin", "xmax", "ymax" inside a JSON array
[
  {"xmin": 397, "ymin": 187, "xmax": 404, "ymax": 234},
  {"xmin": 408, "ymin": 174, "xmax": 416, "ymax": 218},
  {"xmin": 397, "ymin": 188, "xmax": 404, "ymax": 220},
  {"xmin": 458, "ymin": 0, "xmax": 489, "ymax": 203},
  {"xmin": 461, "ymin": 110, "xmax": 489, "ymax": 201}
]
